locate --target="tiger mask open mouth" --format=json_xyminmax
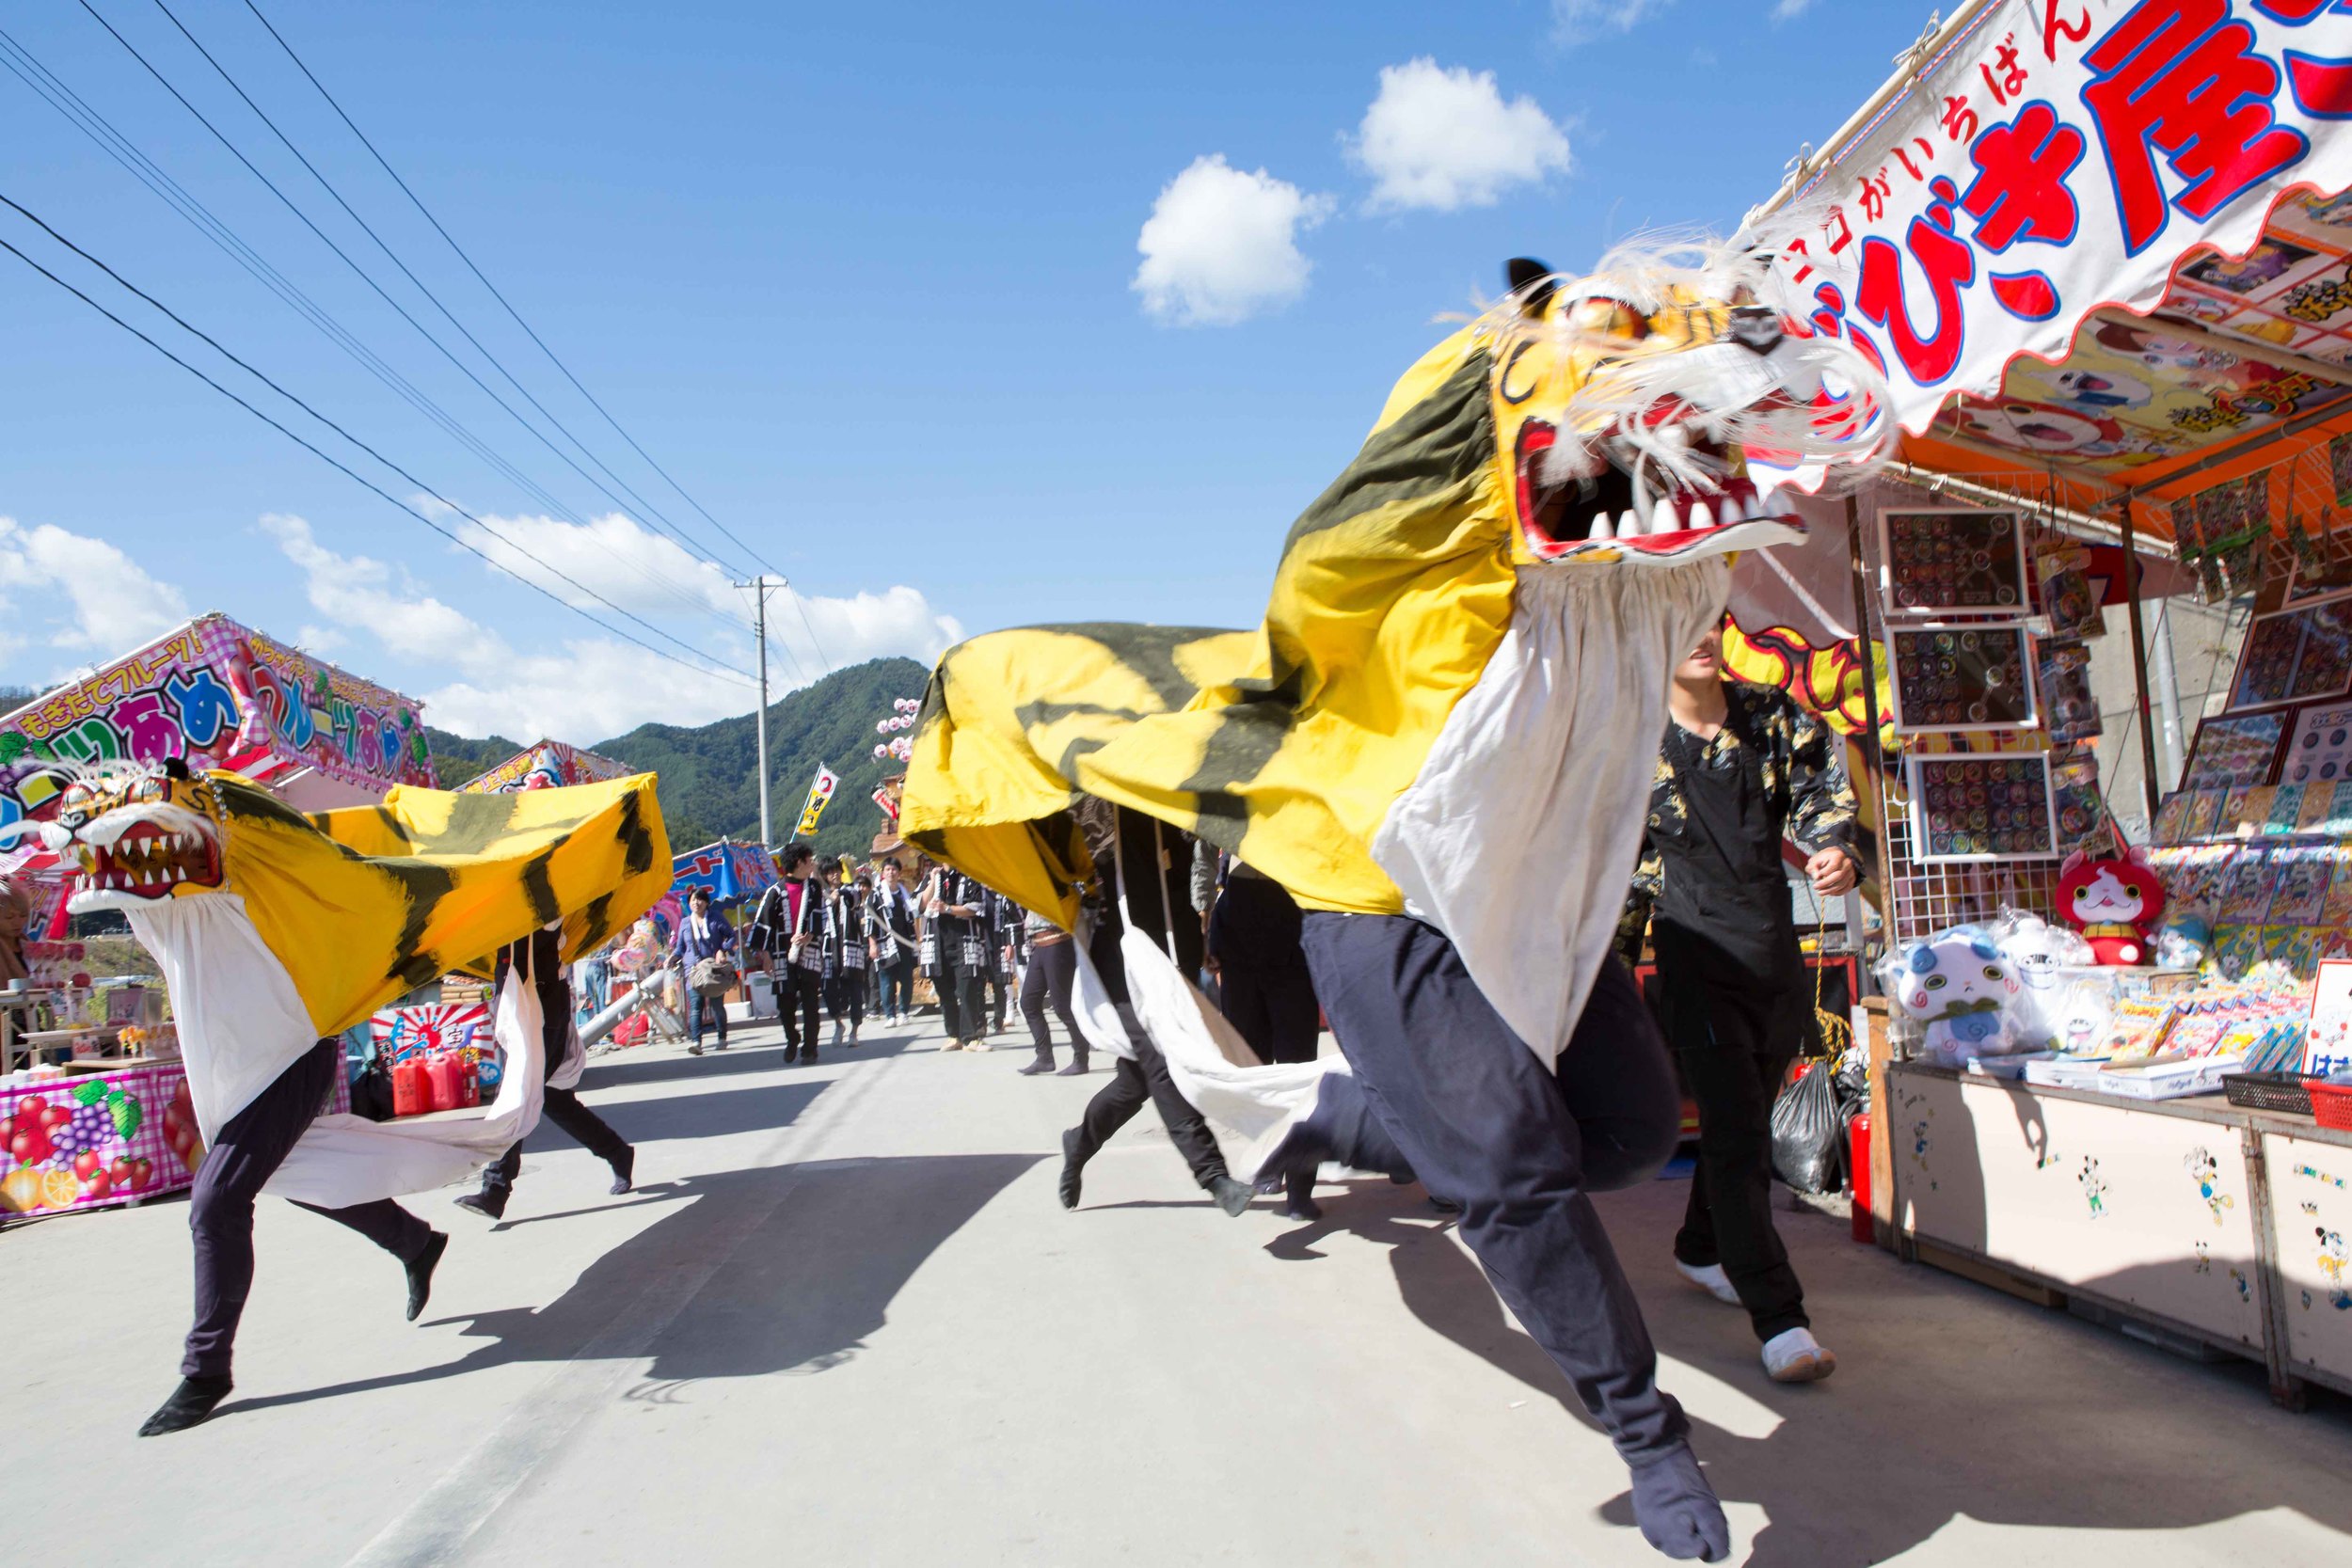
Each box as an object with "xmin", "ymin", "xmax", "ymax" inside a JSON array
[
  {"xmin": 0, "ymin": 760, "xmax": 229, "ymax": 912},
  {"xmin": 1490, "ymin": 241, "xmax": 1888, "ymax": 567}
]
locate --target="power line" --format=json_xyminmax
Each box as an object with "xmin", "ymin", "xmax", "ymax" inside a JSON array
[
  {"xmin": 236, "ymin": 0, "xmax": 836, "ymax": 675},
  {"xmin": 0, "ymin": 199, "xmax": 755, "ymax": 687},
  {"xmin": 0, "ymin": 24, "xmax": 743, "ymax": 635},
  {"xmin": 74, "ymin": 0, "xmax": 755, "ymax": 587},
  {"xmin": 0, "ymin": 28, "xmax": 629, "ymax": 551},
  {"xmin": 241, "ymin": 0, "xmax": 786, "ymax": 582},
  {"xmin": 149, "ymin": 0, "xmax": 729, "ymax": 576}
]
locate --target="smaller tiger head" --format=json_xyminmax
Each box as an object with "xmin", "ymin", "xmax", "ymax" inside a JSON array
[{"xmin": 24, "ymin": 760, "xmax": 228, "ymax": 913}]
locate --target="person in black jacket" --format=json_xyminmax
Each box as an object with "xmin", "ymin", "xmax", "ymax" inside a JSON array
[
  {"xmin": 454, "ymin": 927, "xmax": 635, "ymax": 1221},
  {"xmin": 872, "ymin": 861, "xmax": 921, "ymax": 1024},
  {"xmin": 927, "ymin": 863, "xmax": 993, "ymax": 1051},
  {"xmin": 751, "ymin": 846, "xmax": 827, "ymax": 1064}
]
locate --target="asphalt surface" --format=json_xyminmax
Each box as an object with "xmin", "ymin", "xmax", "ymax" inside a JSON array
[{"xmin": 9, "ymin": 1009, "xmax": 2351, "ymax": 1566}]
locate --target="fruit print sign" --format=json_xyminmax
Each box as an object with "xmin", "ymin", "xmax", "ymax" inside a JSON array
[{"xmin": 0, "ymin": 1064, "xmax": 195, "ymax": 1217}]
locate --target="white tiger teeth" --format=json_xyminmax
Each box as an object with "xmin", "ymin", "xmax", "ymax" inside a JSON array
[
  {"xmin": 1588, "ymin": 511, "xmax": 1615, "ymax": 540},
  {"xmin": 1689, "ymin": 500, "xmax": 1715, "ymax": 531},
  {"xmin": 1651, "ymin": 499, "xmax": 1677, "ymax": 534},
  {"xmin": 1718, "ymin": 493, "xmax": 1744, "ymax": 524},
  {"xmin": 1618, "ymin": 510, "xmax": 1641, "ymax": 536}
]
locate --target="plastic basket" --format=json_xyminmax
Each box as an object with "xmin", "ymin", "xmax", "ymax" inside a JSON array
[
  {"xmin": 2222, "ymin": 1071, "xmax": 2314, "ymax": 1116},
  {"xmin": 2309, "ymin": 1079, "xmax": 2352, "ymax": 1132}
]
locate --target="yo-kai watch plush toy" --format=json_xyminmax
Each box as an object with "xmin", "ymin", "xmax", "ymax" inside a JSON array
[{"xmin": 2058, "ymin": 849, "xmax": 2166, "ymax": 966}]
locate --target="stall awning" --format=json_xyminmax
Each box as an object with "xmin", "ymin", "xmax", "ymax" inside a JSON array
[
  {"xmin": 670, "ymin": 839, "xmax": 782, "ymax": 904},
  {"xmin": 456, "ymin": 738, "xmax": 632, "ymax": 794},
  {"xmin": 1752, "ymin": 0, "xmax": 2352, "ymax": 546}
]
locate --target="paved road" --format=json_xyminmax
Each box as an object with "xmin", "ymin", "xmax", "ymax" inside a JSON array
[{"xmin": 10, "ymin": 1013, "xmax": 2351, "ymax": 1566}]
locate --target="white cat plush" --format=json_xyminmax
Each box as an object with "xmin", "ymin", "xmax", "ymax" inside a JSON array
[{"xmin": 1889, "ymin": 927, "xmax": 2043, "ymax": 1068}]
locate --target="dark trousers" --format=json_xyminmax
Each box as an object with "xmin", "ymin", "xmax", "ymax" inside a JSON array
[
  {"xmin": 685, "ymin": 988, "xmax": 730, "ymax": 1047},
  {"xmin": 937, "ymin": 953, "xmax": 987, "ymax": 1043},
  {"xmin": 1019, "ymin": 938, "xmax": 1081, "ymax": 1061},
  {"xmin": 1067, "ymin": 1022, "xmax": 1230, "ymax": 1188},
  {"xmin": 483, "ymin": 977, "xmax": 629, "ymax": 1196},
  {"xmin": 183, "ymin": 1041, "xmax": 432, "ymax": 1379},
  {"xmin": 1659, "ymin": 970, "xmax": 1810, "ymax": 1342},
  {"xmin": 779, "ymin": 965, "xmax": 822, "ymax": 1053},
  {"xmin": 1210, "ymin": 874, "xmax": 1321, "ymax": 1064},
  {"xmin": 1301, "ymin": 913, "xmax": 1688, "ymax": 1464},
  {"xmin": 879, "ymin": 957, "xmax": 916, "ymax": 1019},
  {"xmin": 825, "ymin": 967, "xmax": 866, "ymax": 1028}
]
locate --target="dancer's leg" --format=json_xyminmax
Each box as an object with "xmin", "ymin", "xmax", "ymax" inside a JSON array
[
  {"xmin": 182, "ymin": 1041, "xmax": 342, "ymax": 1380},
  {"xmin": 1300, "ymin": 912, "xmax": 1688, "ymax": 1463},
  {"xmin": 1134, "ymin": 1034, "xmax": 1232, "ymax": 1189},
  {"xmin": 1018, "ymin": 949, "xmax": 1057, "ymax": 1069},
  {"xmin": 1069, "ymin": 1054, "xmax": 1149, "ymax": 1164}
]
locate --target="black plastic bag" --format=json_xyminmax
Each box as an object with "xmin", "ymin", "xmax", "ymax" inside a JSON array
[{"xmin": 1770, "ymin": 1063, "xmax": 1843, "ymax": 1195}]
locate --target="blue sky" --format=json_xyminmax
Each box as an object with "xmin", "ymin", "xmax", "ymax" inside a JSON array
[{"xmin": 0, "ymin": 0, "xmax": 1924, "ymax": 741}]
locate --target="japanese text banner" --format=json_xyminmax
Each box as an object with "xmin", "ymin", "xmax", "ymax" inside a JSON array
[{"xmin": 1769, "ymin": 0, "xmax": 2352, "ymax": 439}]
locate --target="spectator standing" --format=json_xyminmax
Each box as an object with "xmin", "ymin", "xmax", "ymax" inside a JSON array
[
  {"xmin": 825, "ymin": 860, "xmax": 873, "ymax": 1047},
  {"xmin": 926, "ymin": 863, "xmax": 992, "ymax": 1052},
  {"xmin": 1015, "ymin": 908, "xmax": 1086, "ymax": 1076},
  {"xmin": 668, "ymin": 886, "xmax": 737, "ymax": 1054},
  {"xmin": 873, "ymin": 861, "xmax": 920, "ymax": 1024}
]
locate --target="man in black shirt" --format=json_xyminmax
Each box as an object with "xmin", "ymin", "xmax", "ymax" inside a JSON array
[
  {"xmin": 927, "ymin": 864, "xmax": 993, "ymax": 1051},
  {"xmin": 1623, "ymin": 627, "xmax": 1859, "ymax": 1386}
]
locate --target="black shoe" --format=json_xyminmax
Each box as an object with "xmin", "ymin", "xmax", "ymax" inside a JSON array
[
  {"xmin": 608, "ymin": 1146, "xmax": 636, "ymax": 1196},
  {"xmin": 1209, "ymin": 1175, "xmax": 1254, "ymax": 1217},
  {"xmin": 1428, "ymin": 1196, "xmax": 1462, "ymax": 1216},
  {"xmin": 453, "ymin": 1188, "xmax": 507, "ymax": 1222},
  {"xmin": 1055, "ymin": 1058, "xmax": 1089, "ymax": 1077},
  {"xmin": 1058, "ymin": 1128, "xmax": 1084, "ymax": 1210},
  {"xmin": 686, "ymin": 1042, "xmax": 704, "ymax": 1055},
  {"xmin": 405, "ymin": 1230, "xmax": 449, "ymax": 1322},
  {"xmin": 1018, "ymin": 1056, "xmax": 1056, "ymax": 1076},
  {"xmin": 138, "ymin": 1374, "xmax": 232, "ymax": 1436},
  {"xmin": 1281, "ymin": 1169, "xmax": 1323, "ymax": 1223}
]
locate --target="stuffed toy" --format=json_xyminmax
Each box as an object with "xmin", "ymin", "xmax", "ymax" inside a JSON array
[
  {"xmin": 1886, "ymin": 927, "xmax": 2041, "ymax": 1067},
  {"xmin": 2058, "ymin": 850, "xmax": 2166, "ymax": 965}
]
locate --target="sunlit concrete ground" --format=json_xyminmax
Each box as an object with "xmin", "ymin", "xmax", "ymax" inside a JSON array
[{"xmin": 10, "ymin": 1010, "xmax": 2350, "ymax": 1567}]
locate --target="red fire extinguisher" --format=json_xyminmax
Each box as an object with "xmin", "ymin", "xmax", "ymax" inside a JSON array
[{"xmin": 1850, "ymin": 1113, "xmax": 1873, "ymax": 1244}]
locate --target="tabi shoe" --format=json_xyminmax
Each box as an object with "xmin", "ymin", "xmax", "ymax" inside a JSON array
[
  {"xmin": 1208, "ymin": 1175, "xmax": 1254, "ymax": 1217},
  {"xmin": 1629, "ymin": 1441, "xmax": 1730, "ymax": 1561},
  {"xmin": 850, "ymin": 1024, "xmax": 861, "ymax": 1046},
  {"xmin": 608, "ymin": 1147, "xmax": 636, "ymax": 1196},
  {"xmin": 453, "ymin": 1188, "xmax": 508, "ymax": 1222},
  {"xmin": 1018, "ymin": 1054, "xmax": 1057, "ymax": 1076},
  {"xmin": 832, "ymin": 1022, "xmax": 845, "ymax": 1046},
  {"xmin": 967, "ymin": 1037, "xmax": 992, "ymax": 1053},
  {"xmin": 1761, "ymin": 1326, "xmax": 1836, "ymax": 1384},
  {"xmin": 1675, "ymin": 1259, "xmax": 1741, "ymax": 1307},
  {"xmin": 405, "ymin": 1231, "xmax": 449, "ymax": 1323},
  {"xmin": 1280, "ymin": 1168, "xmax": 1323, "ymax": 1223},
  {"xmin": 941, "ymin": 1038, "xmax": 964, "ymax": 1053},
  {"xmin": 1055, "ymin": 1057, "xmax": 1089, "ymax": 1076},
  {"xmin": 138, "ymin": 1374, "xmax": 233, "ymax": 1437},
  {"xmin": 1058, "ymin": 1128, "xmax": 1085, "ymax": 1210}
]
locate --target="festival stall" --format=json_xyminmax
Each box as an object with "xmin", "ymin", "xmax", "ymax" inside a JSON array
[
  {"xmin": 454, "ymin": 738, "xmax": 631, "ymax": 794},
  {"xmin": 1735, "ymin": 0, "xmax": 2352, "ymax": 1405},
  {"xmin": 0, "ymin": 612, "xmax": 430, "ymax": 1219}
]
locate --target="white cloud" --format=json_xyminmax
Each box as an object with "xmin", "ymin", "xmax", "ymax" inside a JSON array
[
  {"xmin": 1771, "ymin": 0, "xmax": 1817, "ymax": 19},
  {"xmin": 261, "ymin": 513, "xmax": 962, "ymax": 744},
  {"xmin": 1133, "ymin": 155, "xmax": 1333, "ymax": 326},
  {"xmin": 0, "ymin": 515, "xmax": 190, "ymax": 669},
  {"xmin": 1550, "ymin": 0, "xmax": 1674, "ymax": 43},
  {"xmin": 1350, "ymin": 60, "xmax": 1573, "ymax": 213}
]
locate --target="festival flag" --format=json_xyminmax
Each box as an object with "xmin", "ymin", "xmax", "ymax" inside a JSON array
[
  {"xmin": 796, "ymin": 765, "xmax": 839, "ymax": 836},
  {"xmin": 872, "ymin": 783, "xmax": 900, "ymax": 823}
]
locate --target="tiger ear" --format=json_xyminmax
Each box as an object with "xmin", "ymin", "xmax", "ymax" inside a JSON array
[{"xmin": 1506, "ymin": 257, "xmax": 1558, "ymax": 317}]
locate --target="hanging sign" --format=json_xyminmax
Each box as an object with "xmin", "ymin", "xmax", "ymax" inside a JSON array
[{"xmin": 1764, "ymin": 1, "xmax": 2352, "ymax": 446}]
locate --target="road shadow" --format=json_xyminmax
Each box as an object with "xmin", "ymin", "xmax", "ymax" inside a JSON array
[
  {"xmin": 211, "ymin": 1152, "xmax": 1039, "ymax": 1420},
  {"xmin": 592, "ymin": 1082, "xmax": 827, "ymax": 1147},
  {"xmin": 1269, "ymin": 1180, "xmax": 2352, "ymax": 1565}
]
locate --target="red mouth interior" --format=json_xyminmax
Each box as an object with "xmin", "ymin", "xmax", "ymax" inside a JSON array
[
  {"xmin": 75, "ymin": 822, "xmax": 221, "ymax": 899},
  {"xmin": 1513, "ymin": 417, "xmax": 1799, "ymax": 559}
]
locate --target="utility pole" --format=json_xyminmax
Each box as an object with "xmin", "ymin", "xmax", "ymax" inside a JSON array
[{"xmin": 736, "ymin": 576, "xmax": 782, "ymax": 846}]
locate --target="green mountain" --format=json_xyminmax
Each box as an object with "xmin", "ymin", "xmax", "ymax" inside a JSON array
[{"xmin": 425, "ymin": 656, "xmax": 930, "ymax": 864}]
